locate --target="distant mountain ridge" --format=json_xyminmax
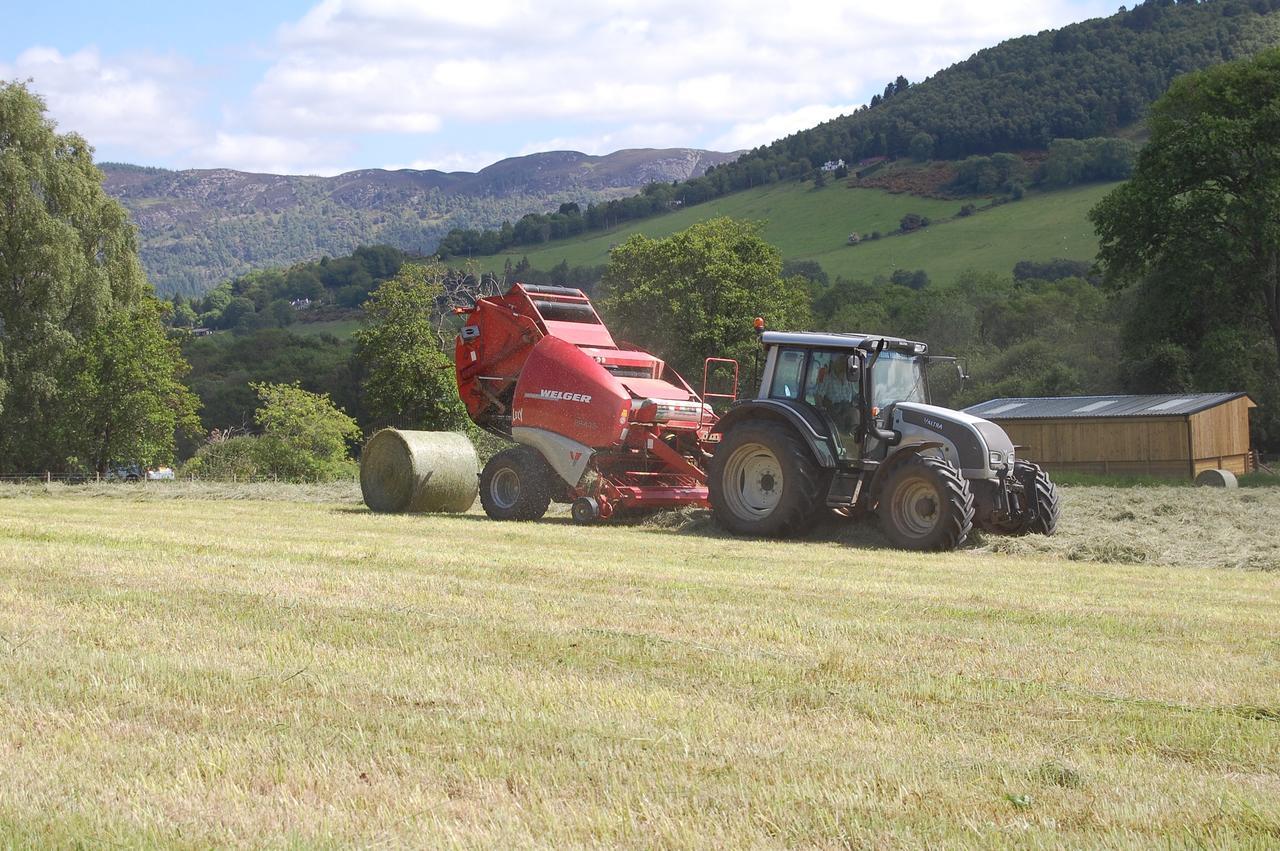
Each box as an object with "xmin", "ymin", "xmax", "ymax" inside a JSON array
[{"xmin": 101, "ymin": 147, "xmax": 739, "ymax": 295}]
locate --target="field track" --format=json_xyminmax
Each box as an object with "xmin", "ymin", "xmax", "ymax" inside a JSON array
[{"xmin": 1, "ymin": 485, "xmax": 1277, "ymax": 846}]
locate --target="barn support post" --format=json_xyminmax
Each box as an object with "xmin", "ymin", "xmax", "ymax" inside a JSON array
[{"xmin": 1185, "ymin": 417, "xmax": 1195, "ymax": 480}]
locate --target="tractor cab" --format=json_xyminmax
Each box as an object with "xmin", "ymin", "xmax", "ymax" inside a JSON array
[{"xmin": 755, "ymin": 331, "xmax": 931, "ymax": 464}]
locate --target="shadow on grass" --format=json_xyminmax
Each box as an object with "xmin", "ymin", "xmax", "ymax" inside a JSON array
[{"xmin": 335, "ymin": 501, "xmax": 946, "ymax": 552}]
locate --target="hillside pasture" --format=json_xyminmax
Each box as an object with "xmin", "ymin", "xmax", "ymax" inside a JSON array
[
  {"xmin": 490, "ymin": 181, "xmax": 1118, "ymax": 286},
  {"xmin": 1, "ymin": 482, "xmax": 1277, "ymax": 846},
  {"xmin": 287, "ymin": 317, "xmax": 362, "ymax": 340}
]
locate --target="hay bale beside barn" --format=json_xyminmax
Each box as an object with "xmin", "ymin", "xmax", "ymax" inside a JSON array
[{"xmin": 965, "ymin": 393, "xmax": 1256, "ymax": 479}]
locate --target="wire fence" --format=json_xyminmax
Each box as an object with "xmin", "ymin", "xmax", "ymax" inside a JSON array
[{"xmin": 0, "ymin": 473, "xmax": 360, "ymax": 485}]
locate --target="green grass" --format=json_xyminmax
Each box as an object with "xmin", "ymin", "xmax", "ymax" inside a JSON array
[
  {"xmin": 1048, "ymin": 472, "xmax": 1197, "ymax": 488},
  {"xmin": 1, "ymin": 483, "xmax": 1278, "ymax": 845},
  {"xmin": 288, "ymin": 318, "xmax": 361, "ymax": 339},
  {"xmin": 491, "ymin": 181, "xmax": 1119, "ymax": 285},
  {"xmin": 1240, "ymin": 470, "xmax": 1280, "ymax": 488}
]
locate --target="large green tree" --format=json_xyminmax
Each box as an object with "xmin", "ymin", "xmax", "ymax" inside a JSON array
[
  {"xmin": 354, "ymin": 261, "xmax": 468, "ymax": 430},
  {"xmin": 66, "ymin": 298, "xmax": 201, "ymax": 475},
  {"xmin": 0, "ymin": 81, "xmax": 193, "ymax": 473},
  {"xmin": 600, "ymin": 218, "xmax": 810, "ymax": 379},
  {"xmin": 1091, "ymin": 49, "xmax": 1280, "ymax": 375}
]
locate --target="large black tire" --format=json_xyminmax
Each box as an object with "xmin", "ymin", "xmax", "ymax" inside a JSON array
[
  {"xmin": 978, "ymin": 462, "xmax": 1061, "ymax": 537},
  {"xmin": 877, "ymin": 454, "xmax": 974, "ymax": 551},
  {"xmin": 708, "ymin": 421, "xmax": 824, "ymax": 538},
  {"xmin": 479, "ymin": 446, "xmax": 552, "ymax": 521}
]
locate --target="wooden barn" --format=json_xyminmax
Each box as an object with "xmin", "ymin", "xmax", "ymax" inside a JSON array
[{"xmin": 964, "ymin": 393, "xmax": 1257, "ymax": 478}]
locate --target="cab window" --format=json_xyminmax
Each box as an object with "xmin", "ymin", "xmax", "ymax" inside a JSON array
[
  {"xmin": 804, "ymin": 349, "xmax": 862, "ymax": 459},
  {"xmin": 803, "ymin": 350, "xmax": 855, "ymax": 406},
  {"xmin": 769, "ymin": 348, "xmax": 805, "ymax": 399}
]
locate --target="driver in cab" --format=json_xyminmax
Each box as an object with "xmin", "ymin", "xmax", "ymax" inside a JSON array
[{"xmin": 812, "ymin": 354, "xmax": 861, "ymax": 456}]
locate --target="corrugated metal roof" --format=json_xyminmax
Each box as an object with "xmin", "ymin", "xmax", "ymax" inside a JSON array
[{"xmin": 964, "ymin": 392, "xmax": 1250, "ymax": 420}]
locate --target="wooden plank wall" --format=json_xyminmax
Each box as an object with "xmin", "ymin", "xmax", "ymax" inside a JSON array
[
  {"xmin": 1189, "ymin": 396, "xmax": 1255, "ymax": 464},
  {"xmin": 991, "ymin": 399, "xmax": 1255, "ymax": 479},
  {"xmin": 997, "ymin": 417, "xmax": 1185, "ymax": 464},
  {"xmin": 1193, "ymin": 455, "xmax": 1250, "ymax": 476}
]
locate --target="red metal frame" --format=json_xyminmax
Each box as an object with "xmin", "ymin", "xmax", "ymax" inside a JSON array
[{"xmin": 700, "ymin": 357, "xmax": 740, "ymax": 429}]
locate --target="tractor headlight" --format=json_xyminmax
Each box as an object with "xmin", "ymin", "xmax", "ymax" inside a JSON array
[{"xmin": 989, "ymin": 450, "xmax": 1004, "ymax": 467}]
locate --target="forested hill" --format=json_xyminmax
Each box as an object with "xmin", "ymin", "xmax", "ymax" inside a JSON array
[
  {"xmin": 101, "ymin": 148, "xmax": 737, "ymax": 296},
  {"xmin": 435, "ymin": 0, "xmax": 1280, "ymax": 261},
  {"xmin": 726, "ymin": 0, "xmax": 1280, "ymax": 183}
]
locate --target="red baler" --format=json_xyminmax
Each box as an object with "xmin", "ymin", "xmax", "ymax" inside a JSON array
[{"xmin": 454, "ymin": 283, "xmax": 732, "ymax": 522}]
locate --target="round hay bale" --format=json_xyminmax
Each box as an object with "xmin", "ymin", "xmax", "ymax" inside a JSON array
[
  {"xmin": 360, "ymin": 429, "xmax": 478, "ymax": 513},
  {"xmin": 1194, "ymin": 468, "xmax": 1238, "ymax": 488}
]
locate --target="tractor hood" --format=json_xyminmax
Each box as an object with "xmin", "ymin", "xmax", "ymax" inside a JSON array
[{"xmin": 889, "ymin": 402, "xmax": 1016, "ymax": 479}]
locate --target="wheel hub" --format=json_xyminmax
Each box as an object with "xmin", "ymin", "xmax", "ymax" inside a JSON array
[
  {"xmin": 722, "ymin": 442, "xmax": 784, "ymax": 520},
  {"xmin": 892, "ymin": 478, "xmax": 942, "ymax": 537},
  {"xmin": 490, "ymin": 467, "xmax": 521, "ymax": 510}
]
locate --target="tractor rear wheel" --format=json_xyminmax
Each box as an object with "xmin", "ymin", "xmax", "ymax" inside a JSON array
[
  {"xmin": 709, "ymin": 421, "xmax": 823, "ymax": 538},
  {"xmin": 877, "ymin": 454, "xmax": 974, "ymax": 551},
  {"xmin": 479, "ymin": 446, "xmax": 552, "ymax": 521}
]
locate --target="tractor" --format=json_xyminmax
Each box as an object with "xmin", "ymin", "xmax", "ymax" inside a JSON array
[
  {"xmin": 707, "ymin": 329, "xmax": 1060, "ymax": 550},
  {"xmin": 436, "ymin": 282, "xmax": 1059, "ymax": 551}
]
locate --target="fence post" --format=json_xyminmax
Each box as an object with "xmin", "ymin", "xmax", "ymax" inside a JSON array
[{"xmin": 45, "ymin": 471, "xmax": 51, "ymax": 484}]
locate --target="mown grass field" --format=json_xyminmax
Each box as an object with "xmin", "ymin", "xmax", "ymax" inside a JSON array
[
  {"xmin": 1, "ymin": 483, "xmax": 1277, "ymax": 846},
  {"xmin": 489, "ymin": 181, "xmax": 1119, "ymax": 286}
]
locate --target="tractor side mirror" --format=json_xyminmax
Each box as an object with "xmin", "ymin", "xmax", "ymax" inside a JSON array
[
  {"xmin": 956, "ymin": 360, "xmax": 970, "ymax": 383},
  {"xmin": 847, "ymin": 354, "xmax": 860, "ymax": 375}
]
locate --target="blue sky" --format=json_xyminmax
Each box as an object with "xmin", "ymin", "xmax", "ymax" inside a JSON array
[{"xmin": 2, "ymin": 0, "xmax": 1120, "ymax": 175}]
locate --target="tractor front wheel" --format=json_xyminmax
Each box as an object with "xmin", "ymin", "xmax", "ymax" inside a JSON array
[
  {"xmin": 978, "ymin": 461, "xmax": 1061, "ymax": 537},
  {"xmin": 479, "ymin": 446, "xmax": 552, "ymax": 521},
  {"xmin": 709, "ymin": 422, "xmax": 823, "ymax": 538},
  {"xmin": 877, "ymin": 454, "xmax": 974, "ymax": 551}
]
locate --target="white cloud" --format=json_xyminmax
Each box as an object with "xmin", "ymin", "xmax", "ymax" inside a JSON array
[
  {"xmin": 383, "ymin": 150, "xmax": 507, "ymax": 173},
  {"xmin": 251, "ymin": 0, "xmax": 1114, "ymax": 153},
  {"xmin": 0, "ymin": 46, "xmax": 203, "ymax": 157},
  {"xmin": 193, "ymin": 132, "xmax": 352, "ymax": 176},
  {"xmin": 516, "ymin": 122, "xmax": 703, "ymax": 158},
  {"xmin": 710, "ymin": 103, "xmax": 863, "ymax": 153},
  {"xmin": 3, "ymin": 0, "xmax": 1120, "ymax": 173}
]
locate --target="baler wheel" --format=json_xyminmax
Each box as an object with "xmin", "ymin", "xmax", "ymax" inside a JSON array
[
  {"xmin": 878, "ymin": 454, "xmax": 974, "ymax": 551},
  {"xmin": 479, "ymin": 446, "xmax": 552, "ymax": 521},
  {"xmin": 571, "ymin": 496, "xmax": 601, "ymax": 524}
]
